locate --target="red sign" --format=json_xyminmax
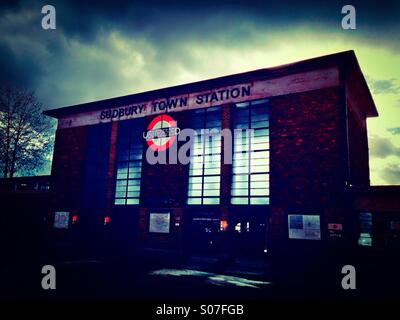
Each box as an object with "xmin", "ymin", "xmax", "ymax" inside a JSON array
[
  {"xmin": 144, "ymin": 114, "xmax": 179, "ymax": 151},
  {"xmin": 328, "ymin": 223, "xmax": 343, "ymax": 231}
]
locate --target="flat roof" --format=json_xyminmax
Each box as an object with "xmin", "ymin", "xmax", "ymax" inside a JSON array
[
  {"xmin": 346, "ymin": 185, "xmax": 400, "ymax": 194},
  {"xmin": 44, "ymin": 50, "xmax": 378, "ymax": 118}
]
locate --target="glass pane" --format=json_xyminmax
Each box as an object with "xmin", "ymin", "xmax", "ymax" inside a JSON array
[
  {"xmin": 127, "ymin": 185, "xmax": 140, "ymax": 192},
  {"xmin": 126, "ymin": 198, "xmax": 139, "ymax": 205},
  {"xmin": 232, "ymin": 181, "xmax": 248, "ymax": 189},
  {"xmin": 251, "ymin": 173, "xmax": 269, "ymax": 182},
  {"xmin": 128, "ymin": 166, "xmax": 142, "ymax": 173},
  {"xmin": 234, "ymin": 123, "xmax": 250, "ymax": 130},
  {"xmin": 188, "ymin": 183, "xmax": 203, "ymax": 190},
  {"xmin": 191, "ymin": 161, "xmax": 203, "ymax": 170},
  {"xmin": 251, "ymin": 181, "xmax": 268, "ymax": 189},
  {"xmin": 233, "ymin": 166, "xmax": 249, "ymax": 174},
  {"xmin": 251, "ymin": 151, "xmax": 269, "ymax": 159},
  {"xmin": 115, "ymin": 186, "xmax": 127, "ymax": 192},
  {"xmin": 233, "ymin": 158, "xmax": 248, "ymax": 167},
  {"xmin": 129, "ymin": 153, "xmax": 142, "ymax": 160},
  {"xmin": 250, "ymin": 197, "xmax": 270, "ymax": 205},
  {"xmin": 115, "ymin": 191, "xmax": 126, "ymax": 198},
  {"xmin": 128, "ymin": 172, "xmax": 141, "ymax": 179},
  {"xmin": 203, "ymin": 189, "xmax": 220, "ymax": 196},
  {"xmin": 203, "ymin": 182, "xmax": 220, "ymax": 190},
  {"xmin": 188, "ymin": 197, "xmax": 202, "ymax": 205},
  {"xmin": 232, "ymin": 189, "xmax": 249, "ymax": 196},
  {"xmin": 252, "ymin": 135, "xmax": 269, "ymax": 144},
  {"xmin": 114, "ymin": 198, "xmax": 126, "ymax": 205},
  {"xmin": 189, "ymin": 176, "xmax": 202, "ymax": 184},
  {"xmin": 231, "ymin": 197, "xmax": 249, "ymax": 205},
  {"xmin": 253, "ymin": 128, "xmax": 269, "ymax": 137},
  {"xmin": 251, "ymin": 121, "xmax": 269, "ymax": 129},
  {"xmin": 205, "ymin": 121, "xmax": 221, "ymax": 128},
  {"xmin": 189, "ymin": 168, "xmax": 203, "ymax": 176},
  {"xmin": 192, "ymin": 155, "xmax": 204, "ymax": 162},
  {"xmin": 234, "ymin": 145, "xmax": 250, "ymax": 154},
  {"xmin": 203, "ymin": 197, "xmax": 220, "ymax": 205},
  {"xmin": 128, "ymin": 179, "xmax": 141, "ymax": 186},
  {"xmin": 250, "ymin": 158, "xmax": 269, "ymax": 166},
  {"xmin": 251, "ymin": 98, "xmax": 269, "ymax": 105},
  {"xmin": 188, "ymin": 189, "xmax": 202, "ymax": 197},
  {"xmin": 204, "ymin": 154, "xmax": 220, "ymax": 163},
  {"xmin": 127, "ymin": 191, "xmax": 140, "ymax": 198},
  {"xmin": 234, "ymin": 152, "xmax": 249, "ymax": 160},
  {"xmin": 204, "ymin": 176, "xmax": 220, "ymax": 183},
  {"xmin": 251, "ymin": 113, "xmax": 269, "ymax": 121},
  {"xmin": 204, "ymin": 161, "xmax": 220, "ymax": 169},
  {"xmin": 236, "ymin": 102, "xmax": 249, "ymax": 108},
  {"xmin": 117, "ymin": 168, "xmax": 128, "ymax": 178},
  {"xmin": 204, "ymin": 168, "xmax": 220, "ymax": 175},
  {"xmin": 251, "ymin": 142, "xmax": 269, "ymax": 151},
  {"xmin": 116, "ymin": 179, "xmax": 127, "ymax": 186},
  {"xmin": 250, "ymin": 188, "xmax": 269, "ymax": 196},
  {"xmin": 204, "ymin": 147, "xmax": 221, "ymax": 156},
  {"xmin": 251, "ymin": 164, "xmax": 269, "ymax": 173},
  {"xmin": 233, "ymin": 174, "xmax": 249, "ymax": 182}
]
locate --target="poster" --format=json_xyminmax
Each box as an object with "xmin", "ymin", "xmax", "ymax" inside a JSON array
[
  {"xmin": 328, "ymin": 223, "xmax": 343, "ymax": 239},
  {"xmin": 288, "ymin": 214, "xmax": 321, "ymax": 240},
  {"xmin": 149, "ymin": 212, "xmax": 170, "ymax": 234},
  {"xmin": 54, "ymin": 211, "xmax": 70, "ymax": 229}
]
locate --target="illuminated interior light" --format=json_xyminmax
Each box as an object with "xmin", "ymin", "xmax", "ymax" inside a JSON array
[
  {"xmin": 235, "ymin": 223, "xmax": 241, "ymax": 233},
  {"xmin": 220, "ymin": 219, "xmax": 228, "ymax": 232}
]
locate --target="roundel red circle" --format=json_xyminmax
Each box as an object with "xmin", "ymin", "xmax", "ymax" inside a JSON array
[{"xmin": 145, "ymin": 114, "xmax": 178, "ymax": 151}]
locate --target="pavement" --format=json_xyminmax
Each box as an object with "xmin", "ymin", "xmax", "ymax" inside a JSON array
[{"xmin": 2, "ymin": 248, "xmax": 400, "ymax": 300}]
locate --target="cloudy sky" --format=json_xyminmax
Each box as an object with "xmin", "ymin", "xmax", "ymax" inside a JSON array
[{"xmin": 0, "ymin": 0, "xmax": 399, "ymax": 184}]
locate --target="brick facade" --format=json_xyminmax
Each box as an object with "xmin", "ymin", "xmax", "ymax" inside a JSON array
[
  {"xmin": 50, "ymin": 126, "xmax": 88, "ymax": 211},
  {"xmin": 45, "ymin": 51, "xmax": 381, "ymax": 259}
]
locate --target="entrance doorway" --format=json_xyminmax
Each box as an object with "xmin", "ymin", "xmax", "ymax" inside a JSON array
[{"xmin": 184, "ymin": 211, "xmax": 221, "ymax": 255}]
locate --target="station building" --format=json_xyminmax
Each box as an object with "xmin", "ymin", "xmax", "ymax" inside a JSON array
[{"xmin": 43, "ymin": 51, "xmax": 400, "ymax": 262}]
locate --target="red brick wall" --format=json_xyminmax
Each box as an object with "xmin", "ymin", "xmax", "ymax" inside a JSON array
[
  {"xmin": 269, "ymin": 87, "xmax": 343, "ymax": 209},
  {"xmin": 49, "ymin": 86, "xmax": 357, "ymax": 254},
  {"xmin": 50, "ymin": 126, "xmax": 88, "ymax": 210},
  {"xmin": 105, "ymin": 121, "xmax": 118, "ymax": 213},
  {"xmin": 347, "ymin": 107, "xmax": 370, "ymax": 186},
  {"xmin": 140, "ymin": 112, "xmax": 188, "ymax": 208}
]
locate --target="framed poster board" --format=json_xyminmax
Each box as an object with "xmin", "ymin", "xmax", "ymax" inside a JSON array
[
  {"xmin": 149, "ymin": 212, "xmax": 170, "ymax": 234},
  {"xmin": 288, "ymin": 214, "xmax": 321, "ymax": 240},
  {"xmin": 54, "ymin": 211, "xmax": 70, "ymax": 229}
]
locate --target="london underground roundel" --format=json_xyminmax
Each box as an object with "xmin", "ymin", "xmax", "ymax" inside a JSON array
[{"xmin": 143, "ymin": 114, "xmax": 180, "ymax": 151}]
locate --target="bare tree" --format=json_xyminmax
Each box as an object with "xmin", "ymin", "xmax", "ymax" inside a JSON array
[{"xmin": 0, "ymin": 87, "xmax": 54, "ymax": 178}]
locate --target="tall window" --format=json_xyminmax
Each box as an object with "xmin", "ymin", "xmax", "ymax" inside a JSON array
[
  {"xmin": 114, "ymin": 119, "xmax": 144, "ymax": 205},
  {"xmin": 187, "ymin": 107, "xmax": 222, "ymax": 205},
  {"xmin": 231, "ymin": 99, "xmax": 270, "ymax": 205}
]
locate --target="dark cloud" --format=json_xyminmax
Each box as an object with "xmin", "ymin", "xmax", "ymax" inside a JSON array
[
  {"xmin": 1, "ymin": 0, "xmax": 400, "ymax": 109},
  {"xmin": 388, "ymin": 128, "xmax": 400, "ymax": 135},
  {"xmin": 381, "ymin": 164, "xmax": 400, "ymax": 185},
  {"xmin": 366, "ymin": 77, "xmax": 400, "ymax": 95},
  {"xmin": 369, "ymin": 135, "xmax": 400, "ymax": 159}
]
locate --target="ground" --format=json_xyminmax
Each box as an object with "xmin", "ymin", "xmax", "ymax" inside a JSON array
[{"xmin": 2, "ymin": 248, "xmax": 400, "ymax": 302}]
